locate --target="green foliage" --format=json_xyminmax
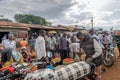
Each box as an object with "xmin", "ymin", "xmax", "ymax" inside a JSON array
[
  {"xmin": 0, "ymin": 18, "xmax": 12, "ymax": 22},
  {"xmin": 14, "ymin": 14, "xmax": 50, "ymax": 25},
  {"xmin": 96, "ymin": 28, "xmax": 103, "ymax": 33},
  {"xmin": 97, "ymin": 28, "xmax": 103, "ymax": 31}
]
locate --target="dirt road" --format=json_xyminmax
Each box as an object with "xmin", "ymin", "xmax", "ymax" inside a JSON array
[
  {"xmin": 102, "ymin": 46, "xmax": 120, "ymax": 80},
  {"xmin": 102, "ymin": 59, "xmax": 120, "ymax": 80}
]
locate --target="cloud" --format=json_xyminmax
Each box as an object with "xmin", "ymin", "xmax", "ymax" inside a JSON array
[
  {"xmin": 0, "ymin": 0, "xmax": 120, "ymax": 30},
  {"xmin": 0, "ymin": 0, "xmax": 76, "ymax": 19},
  {"xmin": 99, "ymin": 0, "xmax": 120, "ymax": 11},
  {"xmin": 102, "ymin": 9, "xmax": 120, "ymax": 21}
]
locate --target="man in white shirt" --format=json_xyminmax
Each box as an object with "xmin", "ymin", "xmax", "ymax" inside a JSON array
[
  {"xmin": 106, "ymin": 32, "xmax": 113, "ymax": 44},
  {"xmin": 69, "ymin": 36, "xmax": 80, "ymax": 61},
  {"xmin": 47, "ymin": 34, "xmax": 56, "ymax": 50},
  {"xmin": 47, "ymin": 34, "xmax": 57, "ymax": 57},
  {"xmin": 35, "ymin": 30, "xmax": 46, "ymax": 61},
  {"xmin": 1, "ymin": 34, "xmax": 16, "ymax": 49}
]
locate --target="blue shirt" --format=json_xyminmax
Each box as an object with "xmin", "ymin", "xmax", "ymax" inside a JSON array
[{"xmin": 29, "ymin": 39, "xmax": 35, "ymax": 47}]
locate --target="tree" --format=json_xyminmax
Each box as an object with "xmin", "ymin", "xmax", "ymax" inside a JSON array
[
  {"xmin": 0, "ymin": 18, "xmax": 12, "ymax": 22},
  {"xmin": 97, "ymin": 28, "xmax": 103, "ymax": 31},
  {"xmin": 14, "ymin": 14, "xmax": 50, "ymax": 25},
  {"xmin": 0, "ymin": 15, "xmax": 12, "ymax": 22},
  {"xmin": 97, "ymin": 28, "xmax": 103, "ymax": 33}
]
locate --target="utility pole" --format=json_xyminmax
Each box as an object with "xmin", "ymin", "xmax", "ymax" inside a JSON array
[{"xmin": 91, "ymin": 17, "xmax": 93, "ymax": 29}]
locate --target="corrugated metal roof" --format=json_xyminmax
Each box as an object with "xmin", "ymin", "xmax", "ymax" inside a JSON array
[
  {"xmin": 0, "ymin": 22, "xmax": 80, "ymax": 31},
  {"xmin": 0, "ymin": 22, "xmax": 29, "ymax": 29}
]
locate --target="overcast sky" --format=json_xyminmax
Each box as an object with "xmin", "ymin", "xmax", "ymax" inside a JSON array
[{"xmin": 0, "ymin": 0, "xmax": 120, "ymax": 30}]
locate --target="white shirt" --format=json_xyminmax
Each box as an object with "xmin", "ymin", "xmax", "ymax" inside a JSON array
[
  {"xmin": 67, "ymin": 38, "xmax": 72, "ymax": 44},
  {"xmin": 98, "ymin": 34, "xmax": 103, "ymax": 40},
  {"xmin": 107, "ymin": 35, "xmax": 113, "ymax": 43},
  {"xmin": 91, "ymin": 34, "xmax": 102, "ymax": 45},
  {"xmin": 47, "ymin": 37, "xmax": 56, "ymax": 50},
  {"xmin": 1, "ymin": 39, "xmax": 16, "ymax": 49},
  {"xmin": 92, "ymin": 39, "xmax": 102, "ymax": 58},
  {"xmin": 70, "ymin": 43, "xmax": 80, "ymax": 53},
  {"xmin": 35, "ymin": 36, "xmax": 46, "ymax": 60}
]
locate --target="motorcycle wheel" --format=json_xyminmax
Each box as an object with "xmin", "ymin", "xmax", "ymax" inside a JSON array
[{"xmin": 103, "ymin": 53, "xmax": 114, "ymax": 67}]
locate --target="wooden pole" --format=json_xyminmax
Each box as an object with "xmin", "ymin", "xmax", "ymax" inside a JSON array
[{"xmin": 91, "ymin": 17, "xmax": 93, "ymax": 29}]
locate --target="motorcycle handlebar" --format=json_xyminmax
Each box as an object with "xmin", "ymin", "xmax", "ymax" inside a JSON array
[{"xmin": 0, "ymin": 63, "xmax": 28, "ymax": 79}]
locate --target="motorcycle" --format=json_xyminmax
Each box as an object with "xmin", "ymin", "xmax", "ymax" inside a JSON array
[
  {"xmin": 0, "ymin": 56, "xmax": 51, "ymax": 80},
  {"xmin": 20, "ymin": 48, "xmax": 31, "ymax": 62},
  {"xmin": 102, "ymin": 43, "xmax": 115, "ymax": 67},
  {"xmin": 0, "ymin": 62, "xmax": 48, "ymax": 80},
  {"xmin": 0, "ymin": 63, "xmax": 28, "ymax": 80}
]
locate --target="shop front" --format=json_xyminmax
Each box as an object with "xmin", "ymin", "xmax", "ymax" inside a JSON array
[{"xmin": 0, "ymin": 27, "xmax": 28, "ymax": 48}]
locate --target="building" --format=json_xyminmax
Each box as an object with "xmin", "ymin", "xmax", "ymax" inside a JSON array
[{"xmin": 0, "ymin": 21, "xmax": 82, "ymax": 43}]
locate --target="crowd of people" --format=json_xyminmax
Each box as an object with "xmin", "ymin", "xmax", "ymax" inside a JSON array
[{"xmin": 0, "ymin": 29, "xmax": 120, "ymax": 80}]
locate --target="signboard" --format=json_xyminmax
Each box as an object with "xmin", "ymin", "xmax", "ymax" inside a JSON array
[{"xmin": 18, "ymin": 33, "xmax": 27, "ymax": 38}]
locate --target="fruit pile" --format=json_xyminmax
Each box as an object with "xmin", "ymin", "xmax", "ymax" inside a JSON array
[
  {"xmin": 52, "ymin": 57, "xmax": 61, "ymax": 64},
  {"xmin": 63, "ymin": 58, "xmax": 74, "ymax": 65}
]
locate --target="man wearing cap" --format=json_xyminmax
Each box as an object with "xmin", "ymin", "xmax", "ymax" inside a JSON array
[
  {"xmin": 76, "ymin": 32, "xmax": 103, "ymax": 80},
  {"xmin": 35, "ymin": 30, "xmax": 46, "ymax": 61}
]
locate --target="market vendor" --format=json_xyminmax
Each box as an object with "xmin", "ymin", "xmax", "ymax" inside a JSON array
[
  {"xmin": 0, "ymin": 46, "xmax": 23, "ymax": 67},
  {"xmin": 69, "ymin": 36, "xmax": 80, "ymax": 61},
  {"xmin": 76, "ymin": 31, "xmax": 103, "ymax": 80}
]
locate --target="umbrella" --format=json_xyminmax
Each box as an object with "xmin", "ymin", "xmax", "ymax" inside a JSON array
[{"xmin": 48, "ymin": 31, "xmax": 56, "ymax": 34}]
